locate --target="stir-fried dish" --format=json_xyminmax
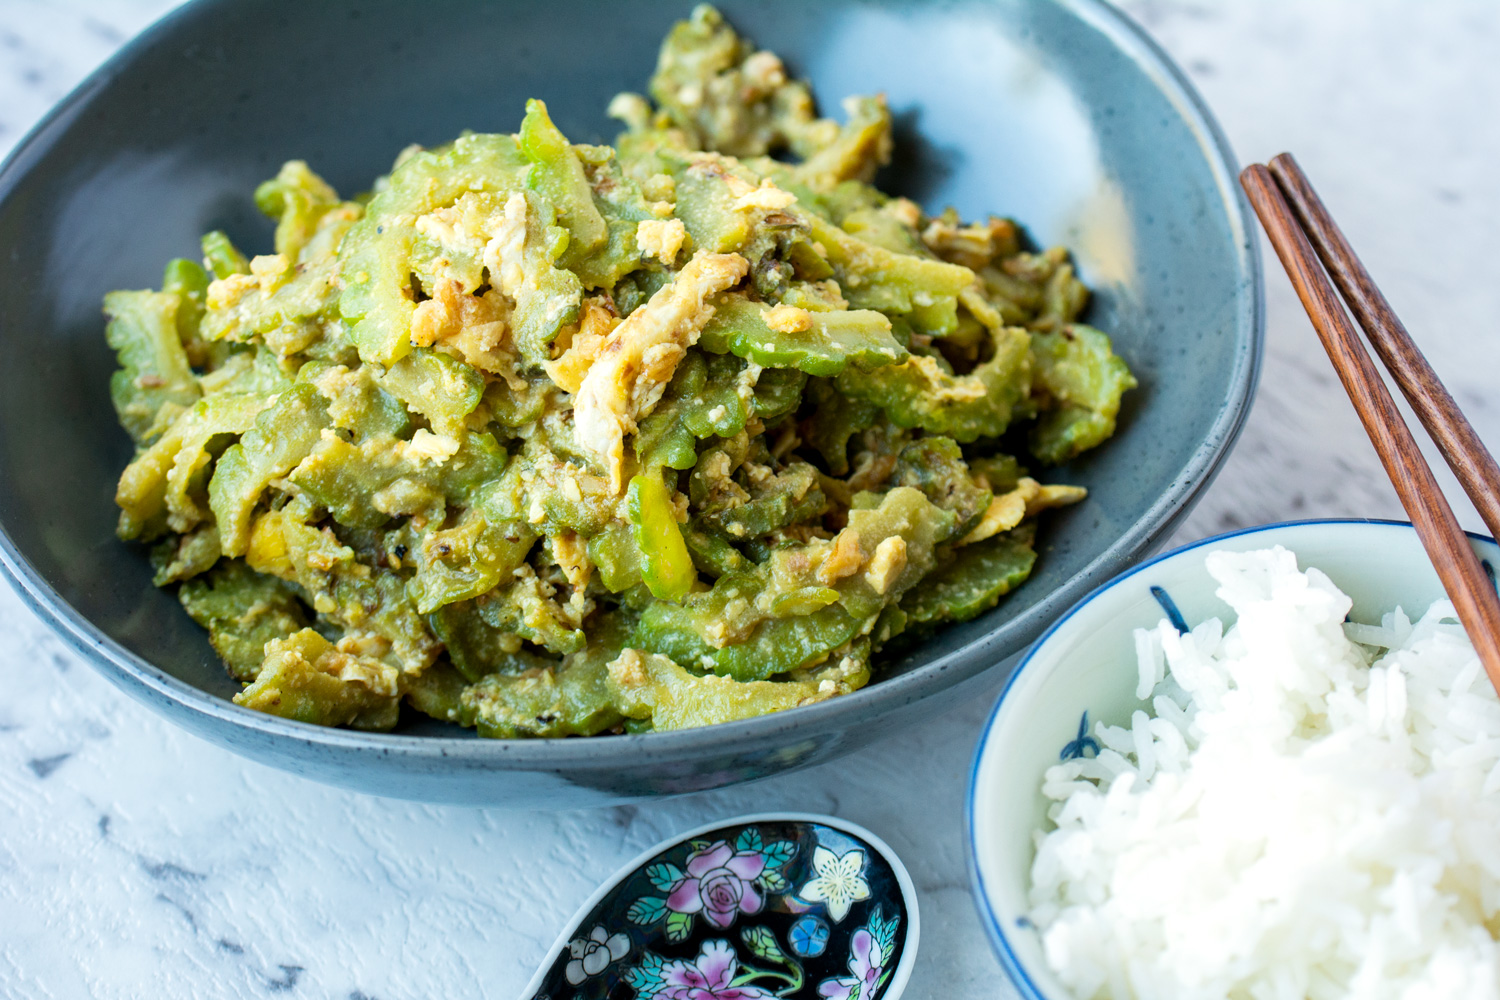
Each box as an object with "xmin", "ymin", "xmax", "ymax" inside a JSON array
[{"xmin": 105, "ymin": 5, "xmax": 1136, "ymax": 737}]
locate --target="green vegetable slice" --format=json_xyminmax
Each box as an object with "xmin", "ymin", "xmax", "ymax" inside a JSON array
[
  {"xmin": 406, "ymin": 511, "xmax": 536, "ymax": 614},
  {"xmin": 628, "ymin": 473, "xmax": 696, "ymax": 602},
  {"xmin": 837, "ymin": 325, "xmax": 1033, "ymax": 442},
  {"xmin": 697, "ymin": 294, "xmax": 906, "ymax": 376},
  {"xmin": 300, "ymin": 361, "xmax": 412, "ymax": 441},
  {"xmin": 244, "ymin": 501, "xmax": 440, "ymax": 673},
  {"xmin": 199, "ymin": 204, "xmax": 357, "ymax": 356},
  {"xmin": 474, "ymin": 566, "xmax": 586, "ymax": 656},
  {"xmin": 635, "ymin": 351, "xmax": 807, "ymax": 472},
  {"xmin": 208, "ymin": 382, "xmax": 331, "ymax": 556},
  {"xmin": 700, "ymin": 460, "xmax": 827, "ymax": 542},
  {"xmin": 161, "ymin": 257, "xmax": 213, "ymax": 366},
  {"xmin": 803, "ymin": 377, "xmax": 878, "ymax": 476},
  {"xmin": 178, "ymin": 561, "xmax": 307, "ymax": 682},
  {"xmin": 609, "ymin": 649, "xmax": 840, "ymax": 732},
  {"xmin": 588, "ymin": 520, "xmax": 646, "ymax": 594},
  {"xmin": 834, "ymin": 205, "xmax": 925, "ymax": 257},
  {"xmin": 636, "ymin": 600, "xmax": 862, "ymax": 683},
  {"xmin": 400, "ymin": 660, "xmax": 469, "ymax": 724},
  {"xmin": 568, "ymin": 151, "xmax": 658, "ymax": 291},
  {"xmin": 254, "ymin": 160, "xmax": 342, "ymax": 260},
  {"xmin": 682, "ymin": 523, "xmax": 750, "ymax": 579},
  {"xmin": 790, "ymin": 94, "xmax": 892, "ymax": 189},
  {"xmin": 476, "ymin": 437, "xmax": 619, "ymax": 538},
  {"xmin": 234, "ymin": 627, "xmax": 400, "ymax": 730},
  {"xmin": 104, "ymin": 289, "xmax": 201, "ymax": 445},
  {"xmin": 201, "ymin": 230, "xmax": 250, "ymax": 279},
  {"xmin": 373, "ymin": 348, "xmax": 485, "ymax": 438},
  {"xmin": 115, "ymin": 391, "xmax": 273, "ymax": 541},
  {"xmin": 519, "ymin": 98, "xmax": 608, "ymax": 268},
  {"xmin": 635, "ymin": 487, "xmax": 956, "ymax": 680},
  {"xmin": 1029, "ymin": 324, "xmax": 1137, "ymax": 464},
  {"xmin": 429, "ymin": 600, "xmax": 553, "ymax": 683},
  {"xmin": 646, "ymin": 4, "xmax": 827, "ymax": 159},
  {"xmin": 903, "ymin": 525, "xmax": 1038, "ymax": 625},
  {"xmin": 459, "ymin": 612, "xmax": 633, "ymax": 738},
  {"xmin": 151, "ymin": 523, "xmax": 222, "ymax": 586},
  {"xmin": 888, "ymin": 437, "xmax": 993, "ymax": 538},
  {"xmin": 805, "ymin": 213, "xmax": 973, "ymax": 315},
  {"xmin": 337, "ymin": 133, "xmax": 531, "ymax": 366}
]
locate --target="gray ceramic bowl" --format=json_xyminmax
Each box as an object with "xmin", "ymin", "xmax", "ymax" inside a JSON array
[{"xmin": 0, "ymin": 0, "xmax": 1261, "ymax": 806}]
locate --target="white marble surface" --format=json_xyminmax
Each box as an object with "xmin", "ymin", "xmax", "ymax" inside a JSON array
[{"xmin": 2, "ymin": 1, "xmax": 1498, "ymax": 997}]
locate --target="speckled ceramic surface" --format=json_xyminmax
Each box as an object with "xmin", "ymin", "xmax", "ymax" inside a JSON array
[
  {"xmin": 0, "ymin": 0, "xmax": 1261, "ymax": 805},
  {"xmin": 967, "ymin": 519, "xmax": 1500, "ymax": 999},
  {"xmin": 524, "ymin": 814, "xmax": 917, "ymax": 1000}
]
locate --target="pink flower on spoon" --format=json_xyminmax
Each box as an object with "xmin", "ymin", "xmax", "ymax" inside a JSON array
[{"xmin": 665, "ymin": 839, "xmax": 768, "ymax": 929}]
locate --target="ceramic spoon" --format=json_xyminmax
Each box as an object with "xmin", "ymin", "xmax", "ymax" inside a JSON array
[{"xmin": 522, "ymin": 813, "xmax": 919, "ymax": 1000}]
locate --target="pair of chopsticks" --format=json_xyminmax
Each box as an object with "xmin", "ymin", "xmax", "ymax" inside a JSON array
[{"xmin": 1241, "ymin": 155, "xmax": 1500, "ymax": 695}]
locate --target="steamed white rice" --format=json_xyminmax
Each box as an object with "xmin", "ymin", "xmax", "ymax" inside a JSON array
[{"xmin": 1028, "ymin": 545, "xmax": 1500, "ymax": 1000}]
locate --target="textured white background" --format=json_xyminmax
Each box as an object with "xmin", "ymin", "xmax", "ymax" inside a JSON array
[{"xmin": 1, "ymin": 1, "xmax": 1497, "ymax": 997}]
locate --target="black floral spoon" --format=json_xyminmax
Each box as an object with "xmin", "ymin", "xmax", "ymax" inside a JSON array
[{"xmin": 523, "ymin": 813, "xmax": 919, "ymax": 1000}]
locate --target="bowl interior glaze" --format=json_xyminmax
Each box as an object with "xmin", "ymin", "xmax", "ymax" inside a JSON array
[
  {"xmin": 968, "ymin": 520, "xmax": 1500, "ymax": 999},
  {"xmin": 0, "ymin": 0, "xmax": 1260, "ymax": 804}
]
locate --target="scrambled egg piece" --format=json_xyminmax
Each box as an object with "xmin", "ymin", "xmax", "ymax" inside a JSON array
[
  {"xmin": 635, "ymin": 218, "xmax": 688, "ymax": 266},
  {"xmin": 544, "ymin": 296, "xmax": 620, "ymax": 394},
  {"xmin": 960, "ymin": 478, "xmax": 1088, "ymax": 545},
  {"xmin": 572, "ymin": 250, "xmax": 749, "ymax": 489}
]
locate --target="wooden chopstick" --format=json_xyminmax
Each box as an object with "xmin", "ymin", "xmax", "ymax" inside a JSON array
[
  {"xmin": 1240, "ymin": 162, "xmax": 1500, "ymax": 696},
  {"xmin": 1267, "ymin": 153, "xmax": 1500, "ymax": 545}
]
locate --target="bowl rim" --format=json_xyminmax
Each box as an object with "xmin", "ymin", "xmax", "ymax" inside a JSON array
[
  {"xmin": 0, "ymin": 0, "xmax": 1264, "ymax": 767},
  {"xmin": 965, "ymin": 516, "xmax": 1500, "ymax": 999}
]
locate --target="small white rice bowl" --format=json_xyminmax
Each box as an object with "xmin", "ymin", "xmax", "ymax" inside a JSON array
[{"xmin": 1028, "ymin": 545, "xmax": 1500, "ymax": 1000}]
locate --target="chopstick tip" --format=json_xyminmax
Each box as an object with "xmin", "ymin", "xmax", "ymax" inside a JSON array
[{"xmin": 1239, "ymin": 162, "xmax": 1274, "ymax": 196}]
